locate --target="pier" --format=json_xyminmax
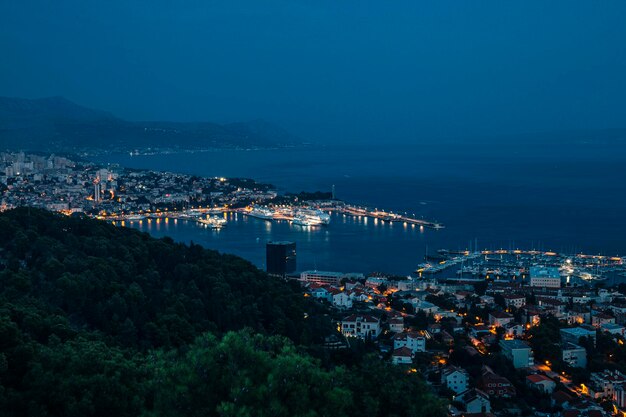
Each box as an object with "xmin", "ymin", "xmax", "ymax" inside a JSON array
[{"xmin": 338, "ymin": 205, "xmax": 444, "ymax": 229}]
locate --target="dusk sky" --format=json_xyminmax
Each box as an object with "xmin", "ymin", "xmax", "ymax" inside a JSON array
[{"xmin": 1, "ymin": 1, "xmax": 625, "ymax": 143}]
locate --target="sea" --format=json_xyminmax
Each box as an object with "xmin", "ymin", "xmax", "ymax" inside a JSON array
[{"xmin": 94, "ymin": 139, "xmax": 626, "ymax": 276}]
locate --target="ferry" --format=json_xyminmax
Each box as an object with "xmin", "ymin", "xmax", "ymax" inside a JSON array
[
  {"xmin": 292, "ymin": 213, "xmax": 324, "ymax": 227},
  {"xmin": 298, "ymin": 208, "xmax": 331, "ymax": 225},
  {"xmin": 247, "ymin": 206, "xmax": 275, "ymax": 220},
  {"xmin": 125, "ymin": 214, "xmax": 146, "ymax": 221},
  {"xmin": 197, "ymin": 215, "xmax": 227, "ymax": 229}
]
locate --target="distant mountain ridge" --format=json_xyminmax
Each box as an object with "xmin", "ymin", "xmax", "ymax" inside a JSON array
[{"xmin": 0, "ymin": 96, "xmax": 298, "ymax": 151}]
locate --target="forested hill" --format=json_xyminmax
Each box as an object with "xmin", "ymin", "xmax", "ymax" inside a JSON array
[
  {"xmin": 0, "ymin": 208, "xmax": 445, "ymax": 417},
  {"xmin": 0, "ymin": 96, "xmax": 298, "ymax": 151}
]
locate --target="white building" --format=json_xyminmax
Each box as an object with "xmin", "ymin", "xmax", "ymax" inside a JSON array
[
  {"xmin": 529, "ymin": 266, "xmax": 561, "ymax": 288},
  {"xmin": 562, "ymin": 342, "xmax": 587, "ymax": 368},
  {"xmin": 441, "ymin": 366, "xmax": 469, "ymax": 394},
  {"xmin": 500, "ymin": 339, "xmax": 534, "ymax": 368},
  {"xmin": 341, "ymin": 314, "xmax": 381, "ymax": 339},
  {"xmin": 456, "ymin": 389, "xmax": 491, "ymax": 414},
  {"xmin": 391, "ymin": 347, "xmax": 413, "ymax": 365},
  {"xmin": 503, "ymin": 294, "xmax": 526, "ymax": 309},
  {"xmin": 392, "ymin": 331, "xmax": 426, "ymax": 353}
]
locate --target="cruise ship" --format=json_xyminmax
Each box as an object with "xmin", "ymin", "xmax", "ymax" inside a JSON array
[
  {"xmin": 197, "ymin": 215, "xmax": 227, "ymax": 229},
  {"xmin": 247, "ymin": 206, "xmax": 275, "ymax": 220},
  {"xmin": 296, "ymin": 208, "xmax": 331, "ymax": 225},
  {"xmin": 292, "ymin": 213, "xmax": 324, "ymax": 227}
]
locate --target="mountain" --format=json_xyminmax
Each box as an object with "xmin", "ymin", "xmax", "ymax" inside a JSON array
[{"xmin": 0, "ymin": 96, "xmax": 298, "ymax": 151}]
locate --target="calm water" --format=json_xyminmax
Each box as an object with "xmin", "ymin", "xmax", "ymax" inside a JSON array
[{"xmin": 97, "ymin": 141, "xmax": 626, "ymax": 275}]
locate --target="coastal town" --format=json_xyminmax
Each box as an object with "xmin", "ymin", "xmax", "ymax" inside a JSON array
[
  {"xmin": 296, "ymin": 263, "xmax": 626, "ymax": 417},
  {"xmin": 4, "ymin": 151, "xmax": 626, "ymax": 417}
]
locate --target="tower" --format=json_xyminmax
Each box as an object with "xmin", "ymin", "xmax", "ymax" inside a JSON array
[{"xmin": 266, "ymin": 241, "xmax": 296, "ymax": 278}]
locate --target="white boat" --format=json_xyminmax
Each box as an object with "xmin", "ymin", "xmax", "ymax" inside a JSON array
[
  {"xmin": 297, "ymin": 208, "xmax": 331, "ymax": 225},
  {"xmin": 292, "ymin": 213, "xmax": 323, "ymax": 226},
  {"xmin": 247, "ymin": 206, "xmax": 275, "ymax": 220},
  {"xmin": 197, "ymin": 215, "xmax": 227, "ymax": 229}
]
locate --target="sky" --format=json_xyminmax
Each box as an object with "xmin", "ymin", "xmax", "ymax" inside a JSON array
[{"xmin": 1, "ymin": 1, "xmax": 626, "ymax": 143}]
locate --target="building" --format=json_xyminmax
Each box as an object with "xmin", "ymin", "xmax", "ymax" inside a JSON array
[
  {"xmin": 529, "ymin": 266, "xmax": 561, "ymax": 288},
  {"xmin": 456, "ymin": 389, "xmax": 491, "ymax": 414},
  {"xmin": 388, "ymin": 317, "xmax": 404, "ymax": 333},
  {"xmin": 392, "ymin": 331, "xmax": 426, "ymax": 353},
  {"xmin": 489, "ymin": 311, "xmax": 514, "ymax": 327},
  {"xmin": 301, "ymin": 270, "xmax": 344, "ymax": 286},
  {"xmin": 591, "ymin": 312, "xmax": 616, "ymax": 328},
  {"xmin": 500, "ymin": 339, "xmax": 534, "ymax": 368},
  {"xmin": 391, "ymin": 347, "xmax": 413, "ymax": 365},
  {"xmin": 266, "ymin": 241, "xmax": 296, "ymax": 277},
  {"xmin": 503, "ymin": 294, "xmax": 526, "ymax": 309},
  {"xmin": 526, "ymin": 374, "xmax": 557, "ymax": 394},
  {"xmin": 441, "ymin": 365, "xmax": 469, "ymax": 394},
  {"xmin": 601, "ymin": 322, "xmax": 625, "ymax": 336},
  {"xmin": 479, "ymin": 366, "xmax": 516, "ymax": 398},
  {"xmin": 561, "ymin": 326, "xmax": 597, "ymax": 347},
  {"xmin": 340, "ymin": 314, "xmax": 381, "ymax": 339},
  {"xmin": 562, "ymin": 342, "xmax": 587, "ymax": 368}
]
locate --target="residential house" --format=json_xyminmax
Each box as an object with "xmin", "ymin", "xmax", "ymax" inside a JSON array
[
  {"xmin": 489, "ymin": 311, "xmax": 514, "ymax": 327},
  {"xmin": 456, "ymin": 389, "xmax": 491, "ymax": 414},
  {"xmin": 503, "ymin": 294, "xmax": 526, "ymax": 309},
  {"xmin": 562, "ymin": 342, "xmax": 587, "ymax": 368},
  {"xmin": 600, "ymin": 323, "xmax": 625, "ymax": 336},
  {"xmin": 500, "ymin": 339, "xmax": 534, "ymax": 368},
  {"xmin": 592, "ymin": 312, "xmax": 616, "ymax": 328},
  {"xmin": 393, "ymin": 331, "xmax": 426, "ymax": 353},
  {"xmin": 391, "ymin": 347, "xmax": 413, "ymax": 365},
  {"xmin": 441, "ymin": 365, "xmax": 469, "ymax": 394},
  {"xmin": 388, "ymin": 317, "xmax": 404, "ymax": 333},
  {"xmin": 341, "ymin": 314, "xmax": 381, "ymax": 339},
  {"xmin": 479, "ymin": 366, "xmax": 516, "ymax": 398},
  {"xmin": 561, "ymin": 326, "xmax": 597, "ymax": 347},
  {"xmin": 526, "ymin": 374, "xmax": 557, "ymax": 394}
]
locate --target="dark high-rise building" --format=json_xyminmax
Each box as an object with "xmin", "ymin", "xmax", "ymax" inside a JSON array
[{"xmin": 266, "ymin": 241, "xmax": 296, "ymax": 277}]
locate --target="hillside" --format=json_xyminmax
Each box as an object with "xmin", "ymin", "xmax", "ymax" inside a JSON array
[
  {"xmin": 0, "ymin": 209, "xmax": 445, "ymax": 417},
  {"xmin": 0, "ymin": 96, "xmax": 298, "ymax": 151}
]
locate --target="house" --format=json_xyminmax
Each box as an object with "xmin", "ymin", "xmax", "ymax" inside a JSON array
[
  {"xmin": 551, "ymin": 390, "xmax": 574, "ymax": 409},
  {"xmin": 527, "ymin": 374, "xmax": 557, "ymax": 394},
  {"xmin": 561, "ymin": 326, "xmax": 596, "ymax": 347},
  {"xmin": 489, "ymin": 311, "xmax": 514, "ymax": 327},
  {"xmin": 307, "ymin": 285, "xmax": 331, "ymax": 301},
  {"xmin": 503, "ymin": 294, "xmax": 526, "ymax": 309},
  {"xmin": 500, "ymin": 339, "xmax": 534, "ymax": 368},
  {"xmin": 562, "ymin": 342, "xmax": 587, "ymax": 368},
  {"xmin": 441, "ymin": 330, "xmax": 455, "ymax": 345},
  {"xmin": 600, "ymin": 322, "xmax": 625, "ymax": 336},
  {"xmin": 592, "ymin": 312, "xmax": 616, "ymax": 328},
  {"xmin": 456, "ymin": 389, "xmax": 491, "ymax": 414},
  {"xmin": 393, "ymin": 331, "xmax": 426, "ymax": 353},
  {"xmin": 388, "ymin": 317, "xmax": 404, "ymax": 333},
  {"xmin": 479, "ymin": 295, "xmax": 495, "ymax": 306},
  {"xmin": 412, "ymin": 300, "xmax": 438, "ymax": 315},
  {"xmin": 441, "ymin": 365, "xmax": 469, "ymax": 394},
  {"xmin": 330, "ymin": 289, "xmax": 353, "ymax": 308},
  {"xmin": 391, "ymin": 347, "xmax": 413, "ymax": 365},
  {"xmin": 479, "ymin": 365, "xmax": 516, "ymax": 398},
  {"xmin": 503, "ymin": 322, "xmax": 525, "ymax": 338},
  {"xmin": 341, "ymin": 314, "xmax": 381, "ymax": 339}
]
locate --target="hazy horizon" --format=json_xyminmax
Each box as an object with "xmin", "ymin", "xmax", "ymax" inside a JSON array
[{"xmin": 2, "ymin": 1, "xmax": 626, "ymax": 144}]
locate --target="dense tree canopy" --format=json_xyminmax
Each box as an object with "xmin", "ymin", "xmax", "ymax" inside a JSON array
[{"xmin": 0, "ymin": 208, "xmax": 444, "ymax": 417}]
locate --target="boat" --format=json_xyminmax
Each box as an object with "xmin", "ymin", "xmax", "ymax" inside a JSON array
[
  {"xmin": 292, "ymin": 213, "xmax": 323, "ymax": 226},
  {"xmin": 297, "ymin": 208, "xmax": 331, "ymax": 225},
  {"xmin": 197, "ymin": 215, "xmax": 227, "ymax": 229},
  {"xmin": 124, "ymin": 214, "xmax": 146, "ymax": 221},
  {"xmin": 247, "ymin": 206, "xmax": 275, "ymax": 220}
]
